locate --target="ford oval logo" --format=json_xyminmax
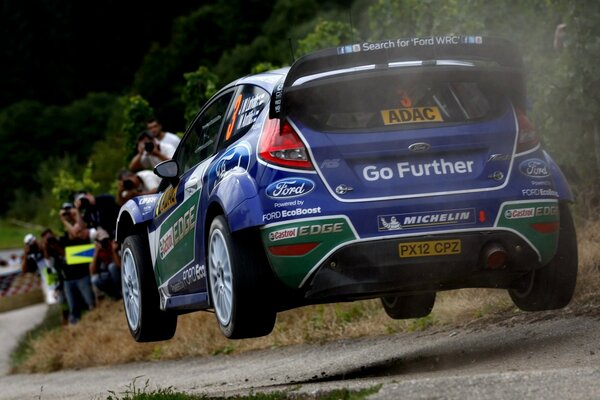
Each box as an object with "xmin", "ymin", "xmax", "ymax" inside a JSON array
[
  {"xmin": 519, "ymin": 158, "xmax": 550, "ymax": 178},
  {"xmin": 408, "ymin": 142, "xmax": 431, "ymax": 152},
  {"xmin": 266, "ymin": 178, "xmax": 315, "ymax": 199}
]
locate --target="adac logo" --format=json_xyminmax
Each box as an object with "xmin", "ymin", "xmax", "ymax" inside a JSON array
[
  {"xmin": 155, "ymin": 183, "xmax": 179, "ymax": 217},
  {"xmin": 266, "ymin": 177, "xmax": 315, "ymax": 199},
  {"xmin": 208, "ymin": 143, "xmax": 251, "ymax": 193},
  {"xmin": 519, "ymin": 159, "xmax": 550, "ymax": 178}
]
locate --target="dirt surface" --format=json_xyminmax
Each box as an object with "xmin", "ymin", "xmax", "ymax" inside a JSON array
[{"xmin": 1, "ymin": 304, "xmax": 600, "ymax": 399}]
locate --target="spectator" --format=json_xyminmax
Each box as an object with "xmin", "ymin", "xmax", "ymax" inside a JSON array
[
  {"xmin": 44, "ymin": 226, "xmax": 95, "ymax": 324},
  {"xmin": 59, "ymin": 202, "xmax": 89, "ymax": 241},
  {"xmin": 147, "ymin": 118, "xmax": 181, "ymax": 149},
  {"xmin": 116, "ymin": 169, "xmax": 161, "ymax": 206},
  {"xmin": 74, "ymin": 190, "xmax": 120, "ymax": 240},
  {"xmin": 22, "ymin": 233, "xmax": 44, "ymax": 274},
  {"xmin": 90, "ymin": 228, "xmax": 121, "ymax": 300},
  {"xmin": 129, "ymin": 130, "xmax": 175, "ymax": 173}
]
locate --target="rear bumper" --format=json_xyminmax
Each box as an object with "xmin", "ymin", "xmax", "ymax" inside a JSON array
[{"xmin": 304, "ymin": 231, "xmax": 540, "ymax": 300}]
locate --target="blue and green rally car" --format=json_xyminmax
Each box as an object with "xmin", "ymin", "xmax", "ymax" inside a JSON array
[{"xmin": 116, "ymin": 36, "xmax": 577, "ymax": 341}]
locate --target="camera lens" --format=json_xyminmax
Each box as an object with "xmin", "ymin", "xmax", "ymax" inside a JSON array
[
  {"xmin": 144, "ymin": 142, "xmax": 155, "ymax": 152},
  {"xmin": 123, "ymin": 179, "xmax": 135, "ymax": 190},
  {"xmin": 78, "ymin": 198, "xmax": 90, "ymax": 210}
]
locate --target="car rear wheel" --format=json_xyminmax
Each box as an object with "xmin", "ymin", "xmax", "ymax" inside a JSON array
[
  {"xmin": 509, "ymin": 203, "xmax": 578, "ymax": 311},
  {"xmin": 380, "ymin": 293, "xmax": 436, "ymax": 319},
  {"xmin": 122, "ymin": 234, "xmax": 177, "ymax": 342},
  {"xmin": 208, "ymin": 216, "xmax": 276, "ymax": 339}
]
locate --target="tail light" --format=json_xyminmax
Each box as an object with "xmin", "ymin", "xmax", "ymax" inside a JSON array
[
  {"xmin": 258, "ymin": 118, "xmax": 314, "ymax": 170},
  {"xmin": 516, "ymin": 108, "xmax": 539, "ymax": 153}
]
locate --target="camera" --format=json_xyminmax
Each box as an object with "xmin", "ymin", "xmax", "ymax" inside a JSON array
[
  {"xmin": 100, "ymin": 238, "xmax": 111, "ymax": 249},
  {"xmin": 144, "ymin": 141, "xmax": 155, "ymax": 152},
  {"xmin": 78, "ymin": 197, "xmax": 90, "ymax": 211},
  {"xmin": 123, "ymin": 179, "xmax": 135, "ymax": 191}
]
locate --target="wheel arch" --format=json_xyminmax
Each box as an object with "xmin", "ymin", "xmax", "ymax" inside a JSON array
[
  {"xmin": 210, "ymin": 172, "xmax": 265, "ymax": 232},
  {"xmin": 116, "ymin": 199, "xmax": 154, "ymax": 243},
  {"xmin": 543, "ymin": 151, "xmax": 574, "ymax": 203}
]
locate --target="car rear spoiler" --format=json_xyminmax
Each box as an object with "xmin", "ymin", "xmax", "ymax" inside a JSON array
[{"xmin": 270, "ymin": 36, "xmax": 525, "ymax": 118}]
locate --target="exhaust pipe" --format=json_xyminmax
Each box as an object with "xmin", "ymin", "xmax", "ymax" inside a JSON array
[{"xmin": 481, "ymin": 242, "xmax": 507, "ymax": 270}]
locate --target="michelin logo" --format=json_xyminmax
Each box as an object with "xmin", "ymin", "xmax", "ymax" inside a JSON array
[{"xmin": 379, "ymin": 208, "xmax": 475, "ymax": 231}]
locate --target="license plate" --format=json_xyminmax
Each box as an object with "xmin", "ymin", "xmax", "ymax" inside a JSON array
[{"xmin": 399, "ymin": 239, "xmax": 461, "ymax": 258}]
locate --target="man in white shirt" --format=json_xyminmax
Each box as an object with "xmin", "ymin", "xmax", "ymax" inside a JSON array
[
  {"xmin": 147, "ymin": 118, "xmax": 181, "ymax": 149},
  {"xmin": 129, "ymin": 131, "xmax": 176, "ymax": 172},
  {"xmin": 117, "ymin": 169, "xmax": 161, "ymax": 205}
]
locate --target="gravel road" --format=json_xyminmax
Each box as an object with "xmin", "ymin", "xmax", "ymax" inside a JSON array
[{"xmin": 1, "ymin": 308, "xmax": 600, "ymax": 399}]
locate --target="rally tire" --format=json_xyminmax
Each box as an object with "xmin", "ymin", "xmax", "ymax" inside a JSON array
[
  {"xmin": 207, "ymin": 216, "xmax": 276, "ymax": 339},
  {"xmin": 509, "ymin": 203, "xmax": 578, "ymax": 311},
  {"xmin": 381, "ymin": 293, "xmax": 436, "ymax": 320},
  {"xmin": 122, "ymin": 234, "xmax": 177, "ymax": 342}
]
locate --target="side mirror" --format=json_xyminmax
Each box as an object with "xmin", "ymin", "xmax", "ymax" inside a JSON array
[{"xmin": 154, "ymin": 160, "xmax": 179, "ymax": 179}]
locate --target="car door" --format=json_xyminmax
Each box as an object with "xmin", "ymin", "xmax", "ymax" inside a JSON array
[{"xmin": 151, "ymin": 90, "xmax": 235, "ymax": 302}]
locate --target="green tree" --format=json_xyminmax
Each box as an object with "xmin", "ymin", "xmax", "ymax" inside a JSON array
[
  {"xmin": 296, "ymin": 20, "xmax": 356, "ymax": 56},
  {"xmin": 181, "ymin": 67, "xmax": 219, "ymax": 127},
  {"xmin": 120, "ymin": 95, "xmax": 155, "ymax": 162}
]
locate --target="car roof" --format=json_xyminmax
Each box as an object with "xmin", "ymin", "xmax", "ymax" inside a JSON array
[{"xmin": 220, "ymin": 67, "xmax": 290, "ymax": 93}]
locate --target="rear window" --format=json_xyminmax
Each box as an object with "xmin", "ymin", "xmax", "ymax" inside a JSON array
[{"xmin": 287, "ymin": 73, "xmax": 503, "ymax": 131}]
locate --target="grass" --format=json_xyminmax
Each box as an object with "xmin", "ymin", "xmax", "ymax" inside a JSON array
[
  {"xmin": 0, "ymin": 219, "xmax": 42, "ymax": 250},
  {"xmin": 105, "ymin": 378, "xmax": 381, "ymax": 400},
  {"xmin": 9, "ymin": 304, "xmax": 63, "ymax": 371},
  {"xmin": 11, "ymin": 220, "xmax": 600, "ymax": 374},
  {"xmin": 0, "ymin": 288, "xmax": 44, "ymax": 313}
]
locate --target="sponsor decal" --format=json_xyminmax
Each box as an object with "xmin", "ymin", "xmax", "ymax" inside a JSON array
[
  {"xmin": 266, "ymin": 177, "xmax": 315, "ymax": 199},
  {"xmin": 265, "ymin": 220, "xmax": 348, "ymax": 246},
  {"xmin": 155, "ymin": 184, "xmax": 178, "ymax": 217},
  {"xmin": 167, "ymin": 264, "xmax": 206, "ymax": 294},
  {"xmin": 168, "ymin": 280, "xmax": 185, "ymax": 294},
  {"xmin": 497, "ymin": 201, "xmax": 560, "ymax": 265},
  {"xmin": 262, "ymin": 207, "xmax": 322, "ymax": 222},
  {"xmin": 269, "ymin": 227, "xmax": 298, "ymax": 242},
  {"xmin": 363, "ymin": 158, "xmax": 475, "ymax": 181},
  {"xmin": 519, "ymin": 159, "xmax": 550, "ymax": 178},
  {"xmin": 504, "ymin": 208, "xmax": 534, "ymax": 219},
  {"xmin": 226, "ymin": 93, "xmax": 266, "ymax": 140},
  {"xmin": 261, "ymin": 217, "xmax": 357, "ymax": 288},
  {"xmin": 378, "ymin": 208, "xmax": 475, "ymax": 231},
  {"xmin": 339, "ymin": 36, "xmax": 483, "ymax": 54},
  {"xmin": 505, "ymin": 205, "xmax": 558, "ymax": 219},
  {"xmin": 531, "ymin": 180, "xmax": 552, "ymax": 187},
  {"xmin": 159, "ymin": 227, "xmax": 174, "ymax": 259},
  {"xmin": 274, "ymin": 199, "xmax": 304, "ymax": 208},
  {"xmin": 381, "ymin": 107, "xmax": 443, "ymax": 125},
  {"xmin": 138, "ymin": 197, "xmax": 156, "ymax": 205},
  {"xmin": 182, "ymin": 264, "xmax": 206, "ymax": 287},
  {"xmin": 320, "ymin": 159, "xmax": 341, "ymax": 169},
  {"xmin": 159, "ymin": 205, "xmax": 196, "ymax": 260},
  {"xmin": 208, "ymin": 143, "xmax": 251, "ymax": 193},
  {"xmin": 522, "ymin": 188, "xmax": 559, "ymax": 197}
]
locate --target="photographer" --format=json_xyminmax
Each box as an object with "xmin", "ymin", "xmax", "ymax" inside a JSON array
[
  {"xmin": 59, "ymin": 202, "xmax": 89, "ymax": 241},
  {"xmin": 74, "ymin": 191, "xmax": 120, "ymax": 240},
  {"xmin": 21, "ymin": 233, "xmax": 44, "ymax": 274},
  {"xmin": 89, "ymin": 228, "xmax": 121, "ymax": 300},
  {"xmin": 129, "ymin": 130, "xmax": 175, "ymax": 173},
  {"xmin": 116, "ymin": 169, "xmax": 160, "ymax": 206},
  {"xmin": 45, "ymin": 225, "xmax": 95, "ymax": 324}
]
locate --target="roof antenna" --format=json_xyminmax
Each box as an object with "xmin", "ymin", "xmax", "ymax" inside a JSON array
[{"xmin": 288, "ymin": 38, "xmax": 296, "ymax": 63}]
